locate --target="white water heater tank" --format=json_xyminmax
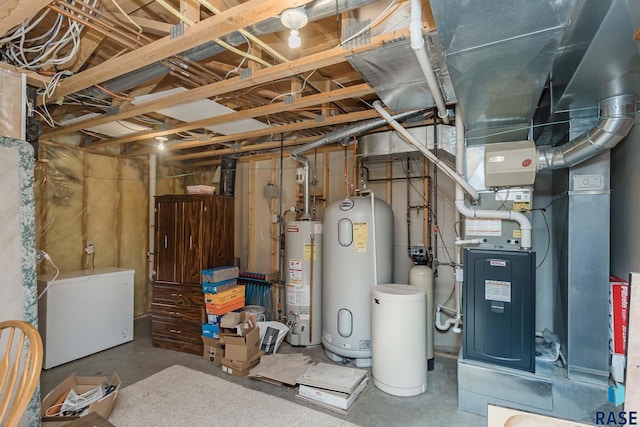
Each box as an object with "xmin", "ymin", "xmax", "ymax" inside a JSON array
[
  {"xmin": 322, "ymin": 195, "xmax": 393, "ymax": 362},
  {"xmin": 285, "ymin": 220, "xmax": 323, "ymax": 346}
]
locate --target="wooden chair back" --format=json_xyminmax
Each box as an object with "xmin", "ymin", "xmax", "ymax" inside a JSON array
[{"xmin": 0, "ymin": 320, "xmax": 43, "ymax": 427}]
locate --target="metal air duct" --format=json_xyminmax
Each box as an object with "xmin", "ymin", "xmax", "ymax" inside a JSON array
[{"xmin": 537, "ymin": 94, "xmax": 636, "ymax": 170}]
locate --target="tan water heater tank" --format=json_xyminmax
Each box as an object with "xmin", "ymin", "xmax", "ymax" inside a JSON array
[{"xmin": 484, "ymin": 140, "xmax": 537, "ymax": 187}]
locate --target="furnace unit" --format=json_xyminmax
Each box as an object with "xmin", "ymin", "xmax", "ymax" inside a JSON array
[{"xmin": 463, "ymin": 249, "xmax": 535, "ymax": 372}]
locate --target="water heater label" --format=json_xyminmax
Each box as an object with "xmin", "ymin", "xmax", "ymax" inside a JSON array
[
  {"xmin": 290, "ymin": 259, "xmax": 302, "ymax": 270},
  {"xmin": 485, "ymin": 280, "xmax": 511, "ymax": 303},
  {"xmin": 287, "ymin": 226, "xmax": 299, "ymax": 232},
  {"xmin": 286, "ymin": 280, "xmax": 309, "ymax": 306},
  {"xmin": 353, "ymin": 222, "xmax": 368, "ymax": 252},
  {"xmin": 289, "ymin": 269, "xmax": 302, "ymax": 280},
  {"xmin": 359, "ymin": 339, "xmax": 371, "ymax": 350},
  {"xmin": 314, "ymin": 223, "xmax": 323, "ymax": 234},
  {"xmin": 304, "ymin": 243, "xmax": 317, "ymax": 260}
]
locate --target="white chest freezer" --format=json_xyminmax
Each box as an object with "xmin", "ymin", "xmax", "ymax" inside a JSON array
[{"xmin": 38, "ymin": 267, "xmax": 134, "ymax": 369}]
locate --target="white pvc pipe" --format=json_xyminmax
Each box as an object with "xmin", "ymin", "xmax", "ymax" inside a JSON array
[
  {"xmin": 410, "ymin": 0, "xmax": 450, "ymax": 124},
  {"xmin": 373, "ymin": 101, "xmax": 479, "ymax": 201},
  {"xmin": 148, "ymin": 154, "xmax": 157, "ymax": 281},
  {"xmin": 453, "ymin": 105, "xmax": 532, "ymax": 250}
]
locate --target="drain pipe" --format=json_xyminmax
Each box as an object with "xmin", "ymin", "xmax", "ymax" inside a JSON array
[
  {"xmin": 410, "ymin": 0, "xmax": 449, "ymax": 124},
  {"xmin": 291, "ymin": 109, "xmax": 422, "ymax": 216},
  {"xmin": 538, "ymin": 94, "xmax": 636, "ymax": 170}
]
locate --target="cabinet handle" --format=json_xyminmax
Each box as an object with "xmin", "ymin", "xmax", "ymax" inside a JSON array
[
  {"xmin": 164, "ymin": 235, "xmax": 168, "ymax": 248},
  {"xmin": 170, "ymin": 329, "xmax": 181, "ymax": 334},
  {"xmin": 189, "ymin": 235, "xmax": 193, "ymax": 249},
  {"xmin": 169, "ymin": 311, "xmax": 182, "ymax": 316},
  {"xmin": 170, "ymin": 293, "xmax": 183, "ymax": 297}
]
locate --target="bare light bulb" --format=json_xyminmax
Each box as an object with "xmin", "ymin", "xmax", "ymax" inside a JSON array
[
  {"xmin": 288, "ymin": 29, "xmax": 301, "ymax": 48},
  {"xmin": 158, "ymin": 141, "xmax": 165, "ymax": 151}
]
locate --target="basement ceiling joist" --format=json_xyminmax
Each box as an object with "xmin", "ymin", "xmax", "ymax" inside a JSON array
[{"xmin": 5, "ymin": 0, "xmax": 431, "ymax": 166}]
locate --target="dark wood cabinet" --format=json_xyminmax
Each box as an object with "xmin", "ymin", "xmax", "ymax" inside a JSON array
[{"xmin": 152, "ymin": 195, "xmax": 234, "ymax": 355}]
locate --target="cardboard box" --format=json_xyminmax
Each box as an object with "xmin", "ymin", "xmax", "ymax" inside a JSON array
[
  {"xmin": 205, "ymin": 296, "xmax": 245, "ymax": 315},
  {"xmin": 201, "ymin": 278, "xmax": 237, "ymax": 294},
  {"xmin": 221, "ymin": 351, "xmax": 262, "ymax": 377},
  {"xmin": 202, "ymin": 336, "xmax": 223, "ymax": 364},
  {"xmin": 202, "ymin": 323, "xmax": 220, "ymax": 339},
  {"xmin": 221, "ymin": 326, "xmax": 260, "ymax": 361},
  {"xmin": 41, "ymin": 372, "xmax": 120, "ymax": 426},
  {"xmin": 201, "ymin": 266, "xmax": 239, "ymax": 284},
  {"xmin": 204, "ymin": 285, "xmax": 245, "ymax": 305},
  {"xmin": 610, "ymin": 274, "xmax": 629, "ymax": 383}
]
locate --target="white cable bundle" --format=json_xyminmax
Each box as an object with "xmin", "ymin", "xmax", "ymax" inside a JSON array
[{"xmin": 0, "ymin": 0, "xmax": 98, "ymax": 70}]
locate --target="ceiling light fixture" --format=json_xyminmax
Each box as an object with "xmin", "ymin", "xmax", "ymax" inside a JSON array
[
  {"xmin": 155, "ymin": 136, "xmax": 167, "ymax": 151},
  {"xmin": 280, "ymin": 8, "xmax": 308, "ymax": 49}
]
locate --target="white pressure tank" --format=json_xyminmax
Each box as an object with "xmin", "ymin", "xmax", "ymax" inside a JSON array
[
  {"xmin": 372, "ymin": 284, "xmax": 427, "ymax": 396},
  {"xmin": 285, "ymin": 220, "xmax": 323, "ymax": 346},
  {"xmin": 409, "ymin": 264, "xmax": 435, "ymax": 370},
  {"xmin": 322, "ymin": 194, "xmax": 393, "ymax": 366}
]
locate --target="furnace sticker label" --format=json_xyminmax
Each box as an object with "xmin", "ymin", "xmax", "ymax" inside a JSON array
[
  {"xmin": 466, "ymin": 218, "xmax": 502, "ymax": 236},
  {"xmin": 485, "ymin": 279, "xmax": 511, "ymax": 303},
  {"xmin": 353, "ymin": 222, "xmax": 368, "ymax": 252},
  {"xmin": 303, "ymin": 243, "xmax": 317, "ymax": 260}
]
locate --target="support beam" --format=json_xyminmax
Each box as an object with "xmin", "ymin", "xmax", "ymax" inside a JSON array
[
  {"xmin": 0, "ymin": 0, "xmax": 53, "ymax": 36},
  {"xmin": 51, "ymin": 0, "xmax": 314, "ymax": 99},
  {"xmin": 89, "ymin": 83, "xmax": 374, "ymax": 147},
  {"xmin": 41, "ymin": 29, "xmax": 409, "ymax": 139}
]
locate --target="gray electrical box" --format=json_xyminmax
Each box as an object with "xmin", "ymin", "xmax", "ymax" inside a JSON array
[{"xmin": 463, "ymin": 248, "xmax": 536, "ymax": 372}]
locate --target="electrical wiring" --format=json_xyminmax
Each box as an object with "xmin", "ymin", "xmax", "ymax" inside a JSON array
[
  {"xmin": 1, "ymin": 0, "xmax": 97, "ymax": 70},
  {"xmin": 534, "ymin": 208, "xmax": 551, "ymax": 270},
  {"xmin": 224, "ymin": 34, "xmax": 251, "ymax": 79},
  {"xmin": 270, "ymin": 69, "xmax": 318, "ymax": 103},
  {"xmin": 37, "ymin": 252, "xmax": 60, "ymax": 300},
  {"xmin": 110, "ymin": 0, "xmax": 143, "ymax": 34},
  {"xmin": 338, "ymin": 0, "xmax": 399, "ymax": 47}
]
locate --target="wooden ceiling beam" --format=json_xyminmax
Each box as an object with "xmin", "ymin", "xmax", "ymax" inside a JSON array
[
  {"xmin": 135, "ymin": 109, "xmax": 380, "ymax": 158},
  {"xmin": 0, "ymin": 0, "xmax": 53, "ymax": 36},
  {"xmin": 89, "ymin": 83, "xmax": 374, "ymax": 147},
  {"xmin": 42, "ymin": 29, "xmax": 409, "ymax": 139},
  {"xmin": 51, "ymin": 0, "xmax": 313, "ymax": 99}
]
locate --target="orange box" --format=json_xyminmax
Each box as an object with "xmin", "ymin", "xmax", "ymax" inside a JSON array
[
  {"xmin": 205, "ymin": 296, "xmax": 245, "ymax": 315},
  {"xmin": 204, "ymin": 285, "xmax": 245, "ymax": 305}
]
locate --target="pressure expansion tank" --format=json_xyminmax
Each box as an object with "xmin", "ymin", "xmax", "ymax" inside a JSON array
[{"xmin": 322, "ymin": 195, "xmax": 393, "ymax": 364}]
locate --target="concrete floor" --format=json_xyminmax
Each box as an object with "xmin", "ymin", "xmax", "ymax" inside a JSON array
[{"xmin": 41, "ymin": 316, "xmax": 486, "ymax": 426}]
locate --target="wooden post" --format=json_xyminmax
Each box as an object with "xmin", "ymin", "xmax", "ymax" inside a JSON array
[
  {"xmin": 116, "ymin": 157, "xmax": 123, "ymax": 267},
  {"xmin": 423, "ymin": 157, "xmax": 429, "ymax": 248},
  {"xmin": 270, "ymin": 158, "xmax": 278, "ymax": 273},
  {"xmin": 248, "ymin": 161, "xmax": 256, "ymax": 271},
  {"xmin": 81, "ymin": 152, "xmax": 88, "ymax": 268}
]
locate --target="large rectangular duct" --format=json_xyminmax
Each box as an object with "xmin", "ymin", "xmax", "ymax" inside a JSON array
[{"xmin": 429, "ymin": 0, "xmax": 577, "ymax": 144}]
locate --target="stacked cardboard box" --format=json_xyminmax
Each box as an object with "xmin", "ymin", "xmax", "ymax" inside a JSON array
[
  {"xmin": 296, "ymin": 363, "xmax": 369, "ymax": 414},
  {"xmin": 218, "ymin": 313, "xmax": 262, "ymax": 377},
  {"xmin": 200, "ymin": 266, "xmax": 244, "ymax": 338}
]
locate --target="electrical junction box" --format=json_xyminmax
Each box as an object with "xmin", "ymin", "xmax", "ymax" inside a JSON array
[{"xmin": 484, "ymin": 140, "xmax": 537, "ymax": 188}]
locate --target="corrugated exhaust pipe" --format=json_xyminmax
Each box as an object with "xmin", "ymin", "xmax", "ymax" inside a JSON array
[
  {"xmin": 538, "ymin": 94, "xmax": 636, "ymax": 170},
  {"xmin": 291, "ymin": 109, "xmax": 422, "ymax": 218}
]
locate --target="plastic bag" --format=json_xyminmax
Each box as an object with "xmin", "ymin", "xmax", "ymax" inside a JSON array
[{"xmin": 256, "ymin": 320, "xmax": 289, "ymax": 354}]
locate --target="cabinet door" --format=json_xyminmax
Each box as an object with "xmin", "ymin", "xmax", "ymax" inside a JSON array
[
  {"xmin": 155, "ymin": 200, "xmax": 178, "ymax": 282},
  {"xmin": 179, "ymin": 200, "xmax": 203, "ymax": 284}
]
